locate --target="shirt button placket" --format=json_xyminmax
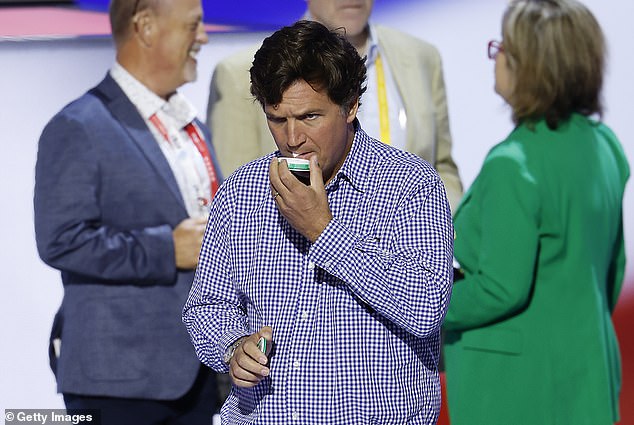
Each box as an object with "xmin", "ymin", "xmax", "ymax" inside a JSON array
[{"xmin": 288, "ymin": 261, "xmax": 311, "ymax": 424}]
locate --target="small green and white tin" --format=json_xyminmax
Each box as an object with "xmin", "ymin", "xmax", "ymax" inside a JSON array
[{"xmin": 278, "ymin": 157, "xmax": 310, "ymax": 185}]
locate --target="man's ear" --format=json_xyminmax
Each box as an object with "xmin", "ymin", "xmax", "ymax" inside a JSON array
[
  {"xmin": 133, "ymin": 10, "xmax": 155, "ymax": 47},
  {"xmin": 346, "ymin": 98, "xmax": 360, "ymax": 124}
]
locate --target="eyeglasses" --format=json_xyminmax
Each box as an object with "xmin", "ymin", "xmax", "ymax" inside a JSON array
[{"xmin": 488, "ymin": 40, "xmax": 504, "ymax": 60}]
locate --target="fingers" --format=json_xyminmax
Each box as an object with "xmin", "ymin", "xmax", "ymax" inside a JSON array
[
  {"xmin": 230, "ymin": 358, "xmax": 268, "ymax": 388},
  {"xmin": 173, "ymin": 217, "xmax": 207, "ymax": 269},
  {"xmin": 193, "ymin": 216, "xmax": 208, "ymax": 225},
  {"xmin": 259, "ymin": 325, "xmax": 273, "ymax": 340},
  {"xmin": 269, "ymin": 158, "xmax": 284, "ymax": 200},
  {"xmin": 308, "ymin": 155, "xmax": 325, "ymax": 190},
  {"xmin": 229, "ymin": 347, "xmax": 269, "ymax": 388},
  {"xmin": 258, "ymin": 326, "xmax": 273, "ymax": 356},
  {"xmin": 269, "ymin": 158, "xmax": 297, "ymax": 202},
  {"xmin": 176, "ymin": 217, "xmax": 206, "ymax": 233},
  {"xmin": 270, "ymin": 157, "xmax": 309, "ymax": 194},
  {"xmin": 269, "ymin": 157, "xmax": 281, "ymax": 185},
  {"xmin": 229, "ymin": 332, "xmax": 272, "ymax": 388},
  {"xmin": 188, "ymin": 217, "xmax": 206, "ymax": 240}
]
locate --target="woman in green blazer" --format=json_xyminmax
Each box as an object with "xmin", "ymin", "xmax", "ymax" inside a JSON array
[{"xmin": 443, "ymin": 1, "xmax": 629, "ymax": 424}]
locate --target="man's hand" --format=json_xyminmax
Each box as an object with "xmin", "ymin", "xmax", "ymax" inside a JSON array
[
  {"xmin": 229, "ymin": 326, "xmax": 273, "ymax": 388},
  {"xmin": 269, "ymin": 156, "xmax": 333, "ymax": 242},
  {"xmin": 172, "ymin": 216, "xmax": 207, "ymax": 269}
]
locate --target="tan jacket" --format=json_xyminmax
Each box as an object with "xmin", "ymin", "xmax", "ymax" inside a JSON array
[{"xmin": 207, "ymin": 25, "xmax": 462, "ymax": 211}]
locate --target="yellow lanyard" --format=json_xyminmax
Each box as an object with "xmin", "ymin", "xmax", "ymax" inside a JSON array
[{"xmin": 375, "ymin": 53, "xmax": 391, "ymax": 145}]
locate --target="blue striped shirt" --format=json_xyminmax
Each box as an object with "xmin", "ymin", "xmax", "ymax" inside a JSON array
[{"xmin": 183, "ymin": 128, "xmax": 454, "ymax": 424}]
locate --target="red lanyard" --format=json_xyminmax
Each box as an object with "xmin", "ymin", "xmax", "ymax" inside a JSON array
[{"xmin": 149, "ymin": 114, "xmax": 219, "ymax": 204}]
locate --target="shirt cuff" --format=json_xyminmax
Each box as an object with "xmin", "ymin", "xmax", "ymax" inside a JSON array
[
  {"xmin": 219, "ymin": 329, "xmax": 250, "ymax": 364},
  {"xmin": 309, "ymin": 218, "xmax": 358, "ymax": 274}
]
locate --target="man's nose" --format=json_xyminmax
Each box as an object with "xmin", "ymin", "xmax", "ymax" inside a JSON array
[{"xmin": 286, "ymin": 121, "xmax": 305, "ymax": 148}]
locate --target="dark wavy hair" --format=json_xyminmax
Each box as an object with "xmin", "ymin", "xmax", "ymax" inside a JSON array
[
  {"xmin": 250, "ymin": 20, "xmax": 367, "ymax": 113},
  {"xmin": 503, "ymin": 0, "xmax": 605, "ymax": 129}
]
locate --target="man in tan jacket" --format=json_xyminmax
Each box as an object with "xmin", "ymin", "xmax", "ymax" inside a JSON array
[{"xmin": 207, "ymin": 0, "xmax": 462, "ymax": 211}]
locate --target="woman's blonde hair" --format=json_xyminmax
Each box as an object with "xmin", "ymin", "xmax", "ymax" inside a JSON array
[{"xmin": 502, "ymin": 0, "xmax": 605, "ymax": 128}]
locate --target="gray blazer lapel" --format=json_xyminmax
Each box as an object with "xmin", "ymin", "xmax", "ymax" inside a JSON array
[{"xmin": 95, "ymin": 75, "xmax": 187, "ymax": 210}]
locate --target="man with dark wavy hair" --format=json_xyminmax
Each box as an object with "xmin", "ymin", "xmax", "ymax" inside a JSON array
[
  {"xmin": 184, "ymin": 20, "xmax": 454, "ymax": 424},
  {"xmin": 207, "ymin": 0, "xmax": 463, "ymax": 214}
]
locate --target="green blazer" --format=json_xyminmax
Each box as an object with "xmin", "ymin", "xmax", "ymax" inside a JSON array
[{"xmin": 443, "ymin": 114, "xmax": 629, "ymax": 425}]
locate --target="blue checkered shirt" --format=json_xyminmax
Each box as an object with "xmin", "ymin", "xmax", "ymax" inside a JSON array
[{"xmin": 183, "ymin": 128, "xmax": 454, "ymax": 424}]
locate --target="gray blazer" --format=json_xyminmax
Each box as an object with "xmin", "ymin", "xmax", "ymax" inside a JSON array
[{"xmin": 34, "ymin": 74, "xmax": 222, "ymax": 399}]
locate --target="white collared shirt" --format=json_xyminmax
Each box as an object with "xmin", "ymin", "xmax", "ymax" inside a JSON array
[
  {"xmin": 110, "ymin": 63, "xmax": 211, "ymax": 218},
  {"xmin": 357, "ymin": 24, "xmax": 407, "ymax": 150}
]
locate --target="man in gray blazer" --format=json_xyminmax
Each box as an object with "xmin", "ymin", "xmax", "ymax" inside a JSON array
[
  {"xmin": 207, "ymin": 0, "xmax": 463, "ymax": 212},
  {"xmin": 34, "ymin": 0, "xmax": 221, "ymax": 423}
]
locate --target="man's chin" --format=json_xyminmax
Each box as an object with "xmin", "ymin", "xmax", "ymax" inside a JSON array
[
  {"xmin": 183, "ymin": 64, "xmax": 198, "ymax": 84},
  {"xmin": 182, "ymin": 76, "xmax": 196, "ymax": 86}
]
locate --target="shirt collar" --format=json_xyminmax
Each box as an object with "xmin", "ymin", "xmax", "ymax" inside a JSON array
[
  {"xmin": 109, "ymin": 62, "xmax": 197, "ymax": 128},
  {"xmin": 329, "ymin": 123, "xmax": 374, "ymax": 194}
]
